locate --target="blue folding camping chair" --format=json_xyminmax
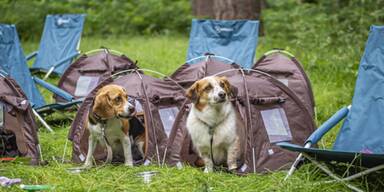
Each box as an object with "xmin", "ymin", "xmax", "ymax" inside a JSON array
[
  {"xmin": 186, "ymin": 19, "xmax": 259, "ymax": 68},
  {"xmin": 278, "ymin": 25, "xmax": 384, "ymax": 192},
  {"xmin": 0, "ymin": 24, "xmax": 83, "ymax": 132},
  {"xmin": 27, "ymin": 14, "xmax": 85, "ymax": 79}
]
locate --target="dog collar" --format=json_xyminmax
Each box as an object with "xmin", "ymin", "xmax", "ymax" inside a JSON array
[{"xmin": 89, "ymin": 111, "xmax": 107, "ymax": 125}]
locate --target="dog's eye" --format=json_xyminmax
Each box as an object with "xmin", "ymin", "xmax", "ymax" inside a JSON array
[
  {"xmin": 115, "ymin": 96, "xmax": 122, "ymax": 103},
  {"xmin": 204, "ymin": 85, "xmax": 212, "ymax": 92},
  {"xmin": 220, "ymin": 82, "xmax": 225, "ymax": 88}
]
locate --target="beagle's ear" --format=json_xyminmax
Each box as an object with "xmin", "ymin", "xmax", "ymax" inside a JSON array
[
  {"xmin": 92, "ymin": 91, "xmax": 114, "ymax": 118},
  {"xmin": 186, "ymin": 81, "xmax": 199, "ymax": 103}
]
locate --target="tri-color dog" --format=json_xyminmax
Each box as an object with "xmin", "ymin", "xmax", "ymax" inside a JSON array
[
  {"xmin": 84, "ymin": 84, "xmax": 145, "ymax": 167},
  {"xmin": 186, "ymin": 76, "xmax": 243, "ymax": 173}
]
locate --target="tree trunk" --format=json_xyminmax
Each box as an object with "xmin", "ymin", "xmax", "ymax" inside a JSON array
[
  {"xmin": 191, "ymin": 0, "xmax": 214, "ymax": 18},
  {"xmin": 213, "ymin": 0, "xmax": 259, "ymax": 20},
  {"xmin": 191, "ymin": 0, "xmax": 265, "ymax": 35}
]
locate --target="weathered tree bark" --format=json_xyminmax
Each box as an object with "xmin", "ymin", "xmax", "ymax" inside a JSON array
[
  {"xmin": 191, "ymin": 0, "xmax": 214, "ymax": 18},
  {"xmin": 191, "ymin": 0, "xmax": 265, "ymax": 35},
  {"xmin": 213, "ymin": 0, "xmax": 259, "ymax": 20}
]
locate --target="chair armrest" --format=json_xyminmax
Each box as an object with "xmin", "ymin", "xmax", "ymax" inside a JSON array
[
  {"xmin": 26, "ymin": 51, "xmax": 38, "ymax": 61},
  {"xmin": 305, "ymin": 106, "xmax": 350, "ymax": 145},
  {"xmin": 32, "ymin": 76, "xmax": 74, "ymax": 102}
]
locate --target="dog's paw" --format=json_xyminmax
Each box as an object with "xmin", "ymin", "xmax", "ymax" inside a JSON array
[
  {"xmin": 203, "ymin": 167, "xmax": 213, "ymax": 173},
  {"xmin": 124, "ymin": 162, "xmax": 133, "ymax": 167}
]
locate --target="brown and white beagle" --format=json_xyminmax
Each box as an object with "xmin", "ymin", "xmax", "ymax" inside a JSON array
[
  {"xmin": 84, "ymin": 84, "xmax": 145, "ymax": 167},
  {"xmin": 186, "ymin": 76, "xmax": 243, "ymax": 173}
]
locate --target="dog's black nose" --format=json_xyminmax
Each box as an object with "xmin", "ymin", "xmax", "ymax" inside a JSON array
[{"xmin": 218, "ymin": 91, "xmax": 226, "ymax": 99}]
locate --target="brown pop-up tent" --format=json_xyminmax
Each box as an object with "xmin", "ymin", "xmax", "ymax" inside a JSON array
[
  {"xmin": 253, "ymin": 50, "xmax": 315, "ymax": 117},
  {"xmin": 55, "ymin": 49, "xmax": 137, "ymax": 102},
  {"xmin": 0, "ymin": 73, "xmax": 41, "ymax": 165},
  {"xmin": 165, "ymin": 55, "xmax": 316, "ymax": 173},
  {"xmin": 68, "ymin": 69, "xmax": 187, "ymax": 165}
]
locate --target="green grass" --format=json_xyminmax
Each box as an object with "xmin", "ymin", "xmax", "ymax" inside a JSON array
[{"xmin": 1, "ymin": 34, "xmax": 371, "ymax": 192}]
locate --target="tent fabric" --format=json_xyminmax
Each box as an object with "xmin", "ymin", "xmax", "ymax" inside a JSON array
[
  {"xmin": 167, "ymin": 58, "xmax": 315, "ymax": 173},
  {"xmin": 68, "ymin": 70, "xmax": 187, "ymax": 165},
  {"xmin": 333, "ymin": 25, "xmax": 384, "ymax": 153},
  {"xmin": 186, "ymin": 19, "xmax": 259, "ymax": 69},
  {"xmin": 31, "ymin": 14, "xmax": 85, "ymax": 74},
  {"xmin": 253, "ymin": 52, "xmax": 315, "ymax": 117},
  {"xmin": 55, "ymin": 50, "xmax": 137, "ymax": 102},
  {"xmin": 0, "ymin": 24, "xmax": 45, "ymax": 108},
  {"xmin": 0, "ymin": 75, "xmax": 41, "ymax": 165}
]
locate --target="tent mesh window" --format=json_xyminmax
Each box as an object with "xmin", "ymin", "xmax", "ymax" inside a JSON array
[
  {"xmin": 260, "ymin": 107, "xmax": 292, "ymax": 143},
  {"xmin": 158, "ymin": 107, "xmax": 179, "ymax": 138},
  {"xmin": 0, "ymin": 102, "xmax": 18, "ymax": 157},
  {"xmin": 74, "ymin": 76, "xmax": 100, "ymax": 97}
]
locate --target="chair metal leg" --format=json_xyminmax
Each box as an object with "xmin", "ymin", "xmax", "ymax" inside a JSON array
[
  {"xmin": 284, "ymin": 142, "xmax": 312, "ymax": 181},
  {"xmin": 32, "ymin": 108, "xmax": 54, "ymax": 133},
  {"xmin": 323, "ymin": 164, "xmax": 384, "ymax": 183},
  {"xmin": 302, "ymin": 153, "xmax": 364, "ymax": 192},
  {"xmin": 43, "ymin": 66, "xmax": 55, "ymax": 80}
]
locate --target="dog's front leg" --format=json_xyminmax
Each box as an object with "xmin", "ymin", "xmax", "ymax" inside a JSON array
[
  {"xmin": 99, "ymin": 139, "xmax": 113, "ymax": 164},
  {"xmin": 227, "ymin": 137, "xmax": 240, "ymax": 171},
  {"xmin": 199, "ymin": 150, "xmax": 213, "ymax": 173},
  {"xmin": 122, "ymin": 135, "xmax": 133, "ymax": 167},
  {"xmin": 84, "ymin": 135, "xmax": 97, "ymax": 168}
]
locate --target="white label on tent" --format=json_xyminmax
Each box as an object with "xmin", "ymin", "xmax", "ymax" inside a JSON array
[
  {"xmin": 158, "ymin": 107, "xmax": 179, "ymax": 138},
  {"xmin": 74, "ymin": 76, "xmax": 100, "ymax": 97},
  {"xmin": 278, "ymin": 79, "xmax": 289, "ymax": 87},
  {"xmin": 79, "ymin": 154, "xmax": 85, "ymax": 162},
  {"xmin": 240, "ymin": 164, "xmax": 248, "ymax": 172},
  {"xmin": 260, "ymin": 108, "xmax": 292, "ymax": 143},
  {"xmin": 268, "ymin": 149, "xmax": 274, "ymax": 155},
  {"xmin": 0, "ymin": 102, "xmax": 4, "ymax": 129},
  {"xmin": 143, "ymin": 159, "xmax": 151, "ymax": 166}
]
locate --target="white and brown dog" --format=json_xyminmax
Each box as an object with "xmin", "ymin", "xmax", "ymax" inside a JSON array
[
  {"xmin": 84, "ymin": 84, "xmax": 145, "ymax": 168},
  {"xmin": 186, "ymin": 76, "xmax": 243, "ymax": 173}
]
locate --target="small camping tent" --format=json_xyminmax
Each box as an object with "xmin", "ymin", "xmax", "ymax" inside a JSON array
[
  {"xmin": 0, "ymin": 73, "xmax": 41, "ymax": 165},
  {"xmin": 68, "ymin": 69, "xmax": 187, "ymax": 165},
  {"xmin": 166, "ymin": 57, "xmax": 315, "ymax": 173},
  {"xmin": 253, "ymin": 50, "xmax": 315, "ymax": 117},
  {"xmin": 55, "ymin": 49, "xmax": 137, "ymax": 102}
]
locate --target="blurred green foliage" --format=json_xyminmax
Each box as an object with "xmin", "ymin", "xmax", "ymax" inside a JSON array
[
  {"xmin": 0, "ymin": 0, "xmax": 192, "ymax": 40},
  {"xmin": 266, "ymin": 0, "xmax": 384, "ymax": 49}
]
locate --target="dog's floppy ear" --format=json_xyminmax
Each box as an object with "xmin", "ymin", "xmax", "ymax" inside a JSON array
[
  {"xmin": 218, "ymin": 76, "xmax": 233, "ymax": 96},
  {"xmin": 186, "ymin": 81, "xmax": 199, "ymax": 103},
  {"xmin": 93, "ymin": 90, "xmax": 114, "ymax": 118}
]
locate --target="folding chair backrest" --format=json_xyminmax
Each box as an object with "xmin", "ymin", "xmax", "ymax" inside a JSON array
[
  {"xmin": 32, "ymin": 14, "xmax": 85, "ymax": 74},
  {"xmin": 0, "ymin": 24, "xmax": 45, "ymax": 108},
  {"xmin": 333, "ymin": 25, "xmax": 384, "ymax": 153},
  {"xmin": 186, "ymin": 19, "xmax": 259, "ymax": 69}
]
